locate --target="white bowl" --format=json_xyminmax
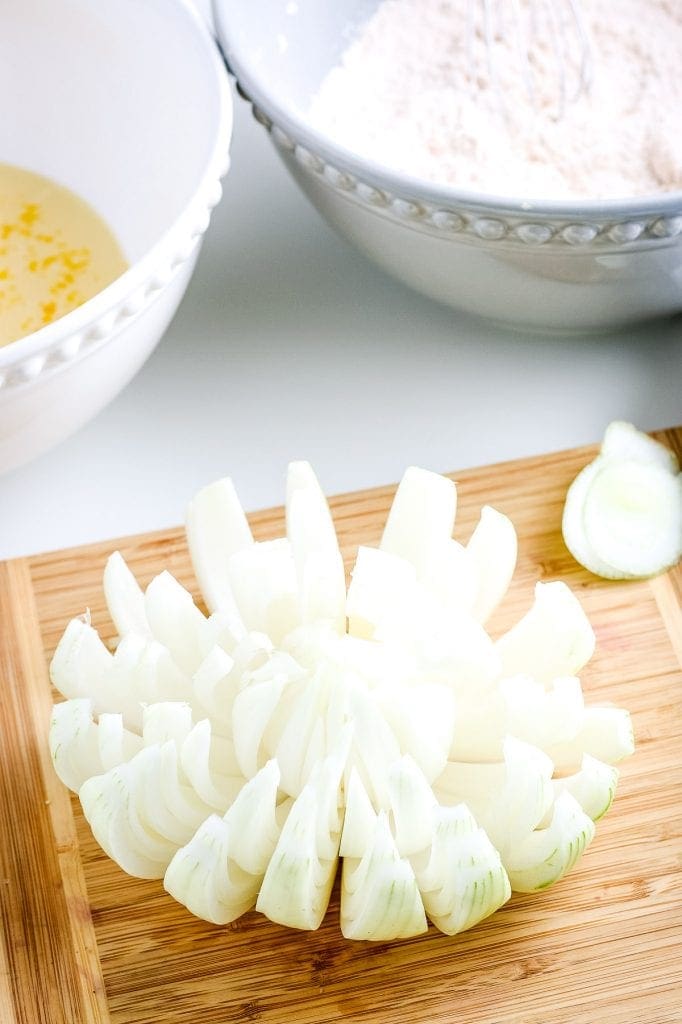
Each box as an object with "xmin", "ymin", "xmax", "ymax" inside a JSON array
[
  {"xmin": 0, "ymin": 0, "xmax": 232, "ymax": 475},
  {"xmin": 214, "ymin": 0, "xmax": 682, "ymax": 332}
]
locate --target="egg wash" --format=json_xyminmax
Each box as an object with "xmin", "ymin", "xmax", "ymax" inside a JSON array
[{"xmin": 0, "ymin": 164, "xmax": 128, "ymax": 346}]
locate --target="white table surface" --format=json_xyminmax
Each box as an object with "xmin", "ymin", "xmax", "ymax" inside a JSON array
[{"xmin": 1, "ymin": 79, "xmax": 681, "ymax": 562}]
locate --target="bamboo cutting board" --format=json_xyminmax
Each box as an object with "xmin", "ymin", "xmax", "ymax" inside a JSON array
[{"xmin": 1, "ymin": 431, "xmax": 681, "ymax": 1024}]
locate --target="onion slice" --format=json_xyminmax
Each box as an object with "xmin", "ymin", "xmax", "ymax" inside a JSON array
[
  {"xmin": 341, "ymin": 812, "xmax": 427, "ymax": 941},
  {"xmin": 562, "ymin": 422, "xmax": 682, "ymax": 579}
]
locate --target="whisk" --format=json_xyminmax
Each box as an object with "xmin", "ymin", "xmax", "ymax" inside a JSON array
[{"xmin": 467, "ymin": 0, "xmax": 594, "ymax": 119}]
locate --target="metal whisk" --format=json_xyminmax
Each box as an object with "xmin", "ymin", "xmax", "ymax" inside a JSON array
[{"xmin": 467, "ymin": 0, "xmax": 594, "ymax": 119}]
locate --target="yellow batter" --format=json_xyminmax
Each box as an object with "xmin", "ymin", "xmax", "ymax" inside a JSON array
[{"xmin": 0, "ymin": 164, "xmax": 128, "ymax": 346}]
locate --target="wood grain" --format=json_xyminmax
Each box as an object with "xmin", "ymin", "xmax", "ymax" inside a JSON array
[
  {"xmin": 1, "ymin": 431, "xmax": 681, "ymax": 1024},
  {"xmin": 0, "ymin": 560, "xmax": 109, "ymax": 1024}
]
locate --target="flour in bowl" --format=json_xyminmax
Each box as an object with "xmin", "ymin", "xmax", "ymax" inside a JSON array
[{"xmin": 309, "ymin": 0, "xmax": 682, "ymax": 199}]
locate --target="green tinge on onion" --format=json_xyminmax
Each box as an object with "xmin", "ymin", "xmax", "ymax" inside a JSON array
[{"xmin": 49, "ymin": 461, "xmax": 634, "ymax": 941}]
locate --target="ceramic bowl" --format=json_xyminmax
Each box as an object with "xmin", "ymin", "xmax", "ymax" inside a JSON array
[
  {"xmin": 214, "ymin": 0, "xmax": 682, "ymax": 333},
  {"xmin": 0, "ymin": 0, "xmax": 232, "ymax": 475}
]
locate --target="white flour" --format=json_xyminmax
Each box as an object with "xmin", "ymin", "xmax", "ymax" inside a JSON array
[{"xmin": 309, "ymin": 0, "xmax": 682, "ymax": 199}]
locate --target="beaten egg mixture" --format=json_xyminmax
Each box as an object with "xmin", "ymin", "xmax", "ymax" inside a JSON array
[{"xmin": 0, "ymin": 164, "xmax": 127, "ymax": 346}]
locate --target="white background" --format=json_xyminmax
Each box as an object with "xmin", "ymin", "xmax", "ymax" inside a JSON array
[{"xmin": 1, "ymin": 76, "xmax": 681, "ymax": 561}]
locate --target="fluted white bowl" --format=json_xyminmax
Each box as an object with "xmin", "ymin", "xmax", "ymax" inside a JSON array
[
  {"xmin": 215, "ymin": 0, "xmax": 682, "ymax": 333},
  {"xmin": 0, "ymin": 0, "xmax": 232, "ymax": 474}
]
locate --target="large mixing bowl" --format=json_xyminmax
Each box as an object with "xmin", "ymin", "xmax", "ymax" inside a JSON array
[
  {"xmin": 0, "ymin": 0, "xmax": 232, "ymax": 475},
  {"xmin": 214, "ymin": 0, "xmax": 682, "ymax": 332}
]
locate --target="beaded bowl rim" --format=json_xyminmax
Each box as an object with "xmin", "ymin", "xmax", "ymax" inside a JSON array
[
  {"xmin": 266, "ymin": 120, "xmax": 682, "ymax": 249},
  {"xmin": 0, "ymin": 0, "xmax": 233, "ymax": 376},
  {"xmin": 214, "ymin": 1, "xmax": 682, "ymax": 222}
]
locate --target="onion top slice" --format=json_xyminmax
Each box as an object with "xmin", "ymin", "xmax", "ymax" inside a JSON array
[{"xmin": 563, "ymin": 421, "xmax": 682, "ymax": 579}]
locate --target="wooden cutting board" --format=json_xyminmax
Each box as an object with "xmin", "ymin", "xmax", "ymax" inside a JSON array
[{"xmin": 2, "ymin": 431, "xmax": 681, "ymax": 1024}]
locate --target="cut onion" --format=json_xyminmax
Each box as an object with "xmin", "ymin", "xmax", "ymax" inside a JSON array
[
  {"xmin": 49, "ymin": 461, "xmax": 634, "ymax": 940},
  {"xmin": 413, "ymin": 804, "xmax": 510, "ymax": 935},
  {"xmin": 256, "ymin": 760, "xmax": 341, "ymax": 930},
  {"xmin": 601, "ymin": 419, "xmax": 679, "ymax": 473},
  {"xmin": 103, "ymin": 551, "xmax": 151, "ymax": 639},
  {"xmin": 164, "ymin": 759, "xmax": 281, "ymax": 923},
  {"xmin": 286, "ymin": 460, "xmax": 346, "ymax": 629},
  {"xmin": 466, "ymin": 505, "xmax": 518, "ymax": 624},
  {"xmin": 341, "ymin": 812, "xmax": 427, "ymax": 941},
  {"xmin": 504, "ymin": 792, "xmax": 595, "ymax": 893},
  {"xmin": 186, "ymin": 476, "xmax": 254, "ymax": 617},
  {"xmin": 552, "ymin": 754, "xmax": 618, "ymax": 822},
  {"xmin": 496, "ymin": 581, "xmax": 595, "ymax": 683},
  {"xmin": 583, "ymin": 460, "xmax": 682, "ymax": 577},
  {"xmin": 563, "ymin": 422, "xmax": 682, "ymax": 579}
]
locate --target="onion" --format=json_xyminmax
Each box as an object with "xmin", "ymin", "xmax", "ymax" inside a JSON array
[
  {"xmin": 563, "ymin": 421, "xmax": 682, "ymax": 579},
  {"xmin": 49, "ymin": 461, "xmax": 634, "ymax": 940}
]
